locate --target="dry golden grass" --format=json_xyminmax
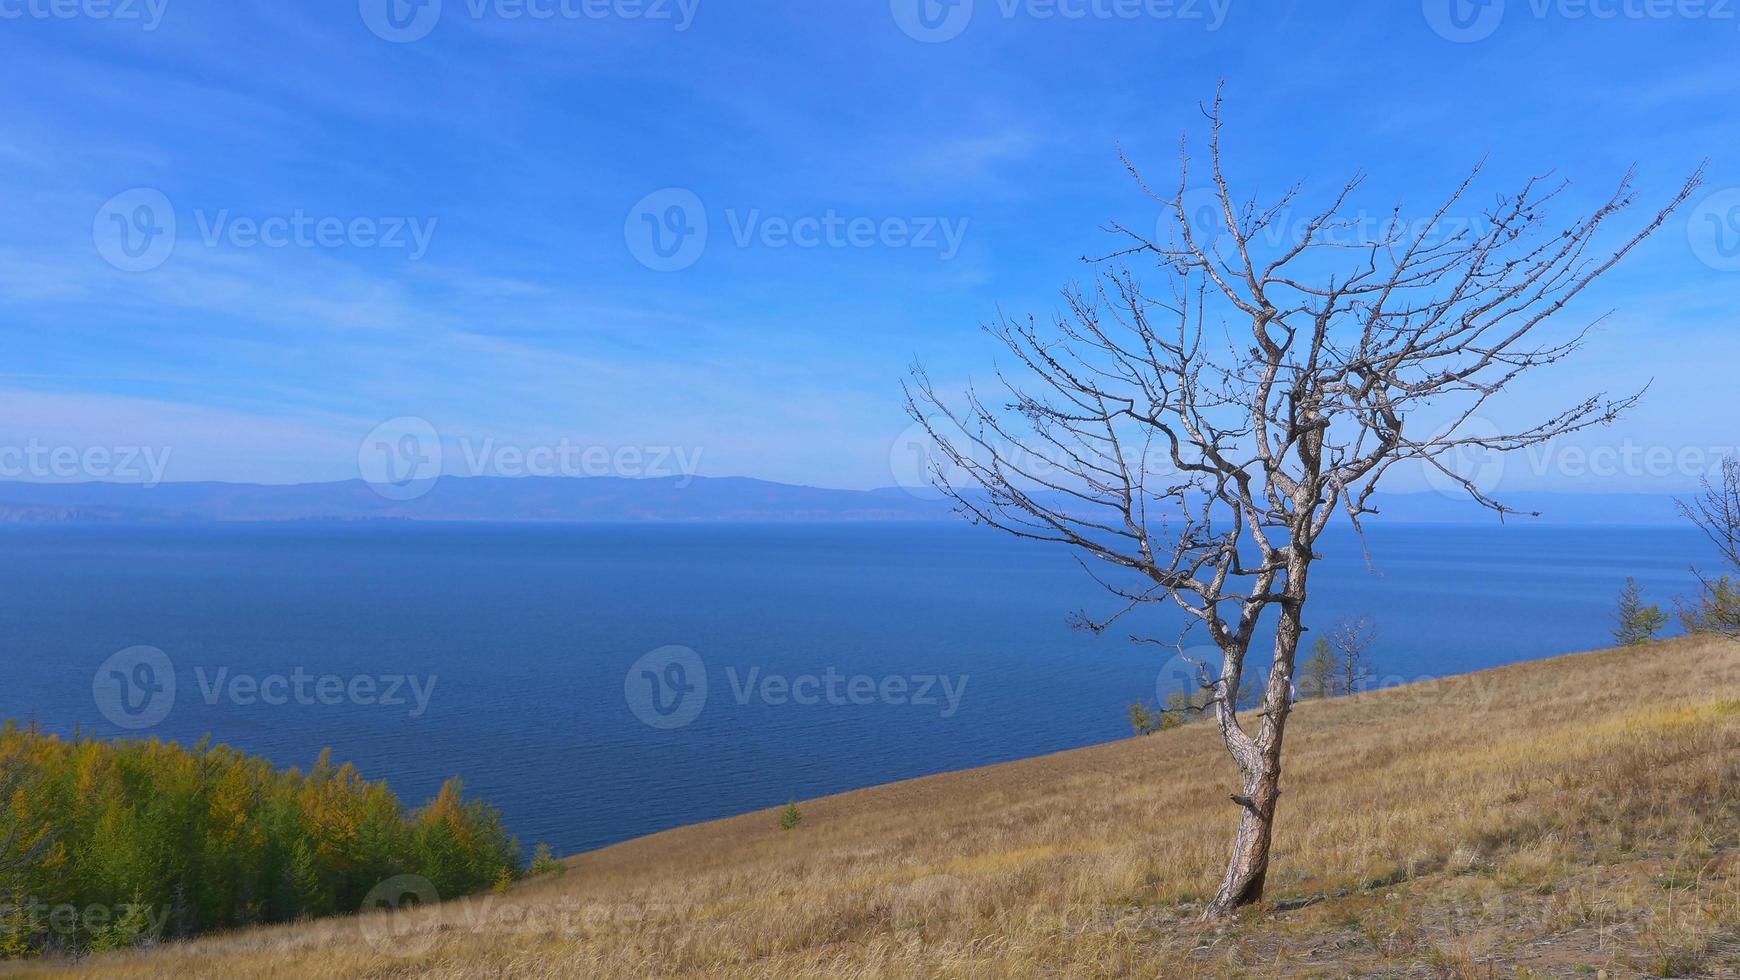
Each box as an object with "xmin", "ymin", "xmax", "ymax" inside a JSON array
[{"xmin": 13, "ymin": 637, "xmax": 1740, "ymax": 978}]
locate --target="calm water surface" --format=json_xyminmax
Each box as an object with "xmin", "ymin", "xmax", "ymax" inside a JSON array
[{"xmin": 0, "ymin": 521, "xmax": 1712, "ymax": 856}]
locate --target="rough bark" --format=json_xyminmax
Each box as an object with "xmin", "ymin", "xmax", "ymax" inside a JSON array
[
  {"xmin": 903, "ymin": 89, "xmax": 1702, "ymax": 920},
  {"xmin": 1205, "ymin": 517, "xmax": 1311, "ymax": 916}
]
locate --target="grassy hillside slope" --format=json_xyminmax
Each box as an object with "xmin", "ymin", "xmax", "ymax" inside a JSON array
[{"xmin": 20, "ymin": 637, "xmax": 1740, "ymax": 978}]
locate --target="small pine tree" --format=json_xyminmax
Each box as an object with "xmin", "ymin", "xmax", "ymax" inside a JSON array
[
  {"xmin": 284, "ymin": 839, "xmax": 327, "ymax": 920},
  {"xmin": 778, "ymin": 802, "xmax": 803, "ymax": 832},
  {"xmin": 88, "ymin": 893, "xmax": 155, "ymax": 954},
  {"xmin": 1302, "ymin": 637, "xmax": 1338, "ymax": 698},
  {"xmin": 0, "ymin": 888, "xmax": 35, "ymax": 960},
  {"xmin": 1614, "ymin": 577, "xmax": 1669, "ymax": 646},
  {"xmin": 529, "ymin": 843, "xmax": 564, "ymax": 878}
]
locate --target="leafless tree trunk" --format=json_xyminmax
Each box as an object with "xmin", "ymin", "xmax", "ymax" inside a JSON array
[
  {"xmin": 904, "ymin": 90, "xmax": 1701, "ymax": 919},
  {"xmin": 1329, "ymin": 616, "xmax": 1377, "ymax": 696}
]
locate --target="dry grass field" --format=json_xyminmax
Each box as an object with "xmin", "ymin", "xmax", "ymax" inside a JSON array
[{"xmin": 13, "ymin": 636, "xmax": 1740, "ymax": 978}]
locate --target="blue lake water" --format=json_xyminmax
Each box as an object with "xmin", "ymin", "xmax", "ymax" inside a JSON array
[{"xmin": 0, "ymin": 521, "xmax": 1715, "ymax": 857}]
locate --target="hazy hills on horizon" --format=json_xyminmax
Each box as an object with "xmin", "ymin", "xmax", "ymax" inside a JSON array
[{"xmin": 0, "ymin": 476, "xmax": 1696, "ymax": 526}]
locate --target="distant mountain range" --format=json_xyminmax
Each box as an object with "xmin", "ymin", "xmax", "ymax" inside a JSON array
[{"xmin": 0, "ymin": 477, "xmax": 1694, "ymax": 526}]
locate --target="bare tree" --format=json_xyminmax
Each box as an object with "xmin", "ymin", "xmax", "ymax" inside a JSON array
[
  {"xmin": 1678, "ymin": 455, "xmax": 1740, "ymax": 637},
  {"xmin": 903, "ymin": 92, "xmax": 1700, "ymax": 918},
  {"xmin": 1328, "ymin": 616, "xmax": 1377, "ymax": 696}
]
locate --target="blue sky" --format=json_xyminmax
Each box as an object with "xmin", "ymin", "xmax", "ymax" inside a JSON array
[{"xmin": 2, "ymin": 0, "xmax": 1736, "ymax": 493}]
